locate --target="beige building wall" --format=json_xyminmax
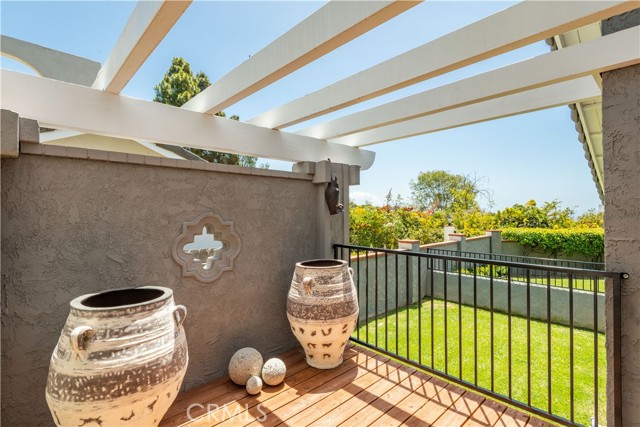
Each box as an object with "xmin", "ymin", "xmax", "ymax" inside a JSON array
[{"xmin": 44, "ymin": 134, "xmax": 166, "ymax": 157}]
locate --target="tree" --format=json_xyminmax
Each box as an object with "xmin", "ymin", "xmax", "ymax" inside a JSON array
[
  {"xmin": 153, "ymin": 57, "xmax": 257, "ymax": 166},
  {"xmin": 495, "ymin": 199, "xmax": 575, "ymax": 229},
  {"xmin": 410, "ymin": 170, "xmax": 491, "ymax": 213},
  {"xmin": 576, "ymin": 208, "xmax": 604, "ymax": 228}
]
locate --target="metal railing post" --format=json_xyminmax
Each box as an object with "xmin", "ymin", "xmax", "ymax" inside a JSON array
[{"xmin": 609, "ymin": 273, "xmax": 623, "ymax": 427}]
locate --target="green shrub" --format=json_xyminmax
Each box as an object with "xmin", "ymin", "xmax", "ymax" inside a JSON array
[
  {"xmin": 349, "ymin": 204, "xmax": 448, "ymax": 248},
  {"xmin": 460, "ymin": 264, "xmax": 510, "ymax": 277},
  {"xmin": 501, "ymin": 228, "xmax": 604, "ymax": 259},
  {"xmin": 350, "ymin": 204, "xmax": 398, "ymax": 248}
]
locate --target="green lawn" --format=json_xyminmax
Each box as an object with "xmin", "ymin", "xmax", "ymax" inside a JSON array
[
  {"xmin": 461, "ymin": 268, "xmax": 605, "ymax": 292},
  {"xmin": 507, "ymin": 275, "xmax": 604, "ymax": 293},
  {"xmin": 354, "ymin": 298, "xmax": 606, "ymax": 426}
]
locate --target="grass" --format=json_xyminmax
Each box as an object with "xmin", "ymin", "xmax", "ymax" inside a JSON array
[
  {"xmin": 354, "ymin": 298, "xmax": 606, "ymax": 426},
  {"xmin": 506, "ymin": 275, "xmax": 604, "ymax": 293},
  {"xmin": 460, "ymin": 267, "xmax": 605, "ymax": 292}
]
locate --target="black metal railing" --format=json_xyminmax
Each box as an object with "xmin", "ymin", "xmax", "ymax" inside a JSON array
[
  {"xmin": 423, "ymin": 248, "xmax": 605, "ymax": 293},
  {"xmin": 334, "ymin": 243, "xmax": 622, "ymax": 427}
]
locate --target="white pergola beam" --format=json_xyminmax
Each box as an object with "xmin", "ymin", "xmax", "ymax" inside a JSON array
[
  {"xmin": 249, "ymin": 0, "xmax": 637, "ymax": 130},
  {"xmin": 331, "ymin": 77, "xmax": 602, "ymax": 147},
  {"xmin": 182, "ymin": 0, "xmax": 420, "ymax": 115},
  {"xmin": 92, "ymin": 0, "xmax": 192, "ymax": 93},
  {"xmin": 297, "ymin": 26, "xmax": 640, "ymax": 140},
  {"xmin": 1, "ymin": 70, "xmax": 374, "ymax": 169},
  {"xmin": 0, "ymin": 35, "xmax": 101, "ymax": 86}
]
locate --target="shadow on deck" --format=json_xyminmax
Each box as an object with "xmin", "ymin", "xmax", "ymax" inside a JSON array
[{"xmin": 161, "ymin": 343, "xmax": 551, "ymax": 427}]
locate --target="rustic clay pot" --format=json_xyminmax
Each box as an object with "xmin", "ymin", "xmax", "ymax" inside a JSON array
[
  {"xmin": 45, "ymin": 286, "xmax": 188, "ymax": 427},
  {"xmin": 287, "ymin": 259, "xmax": 359, "ymax": 369}
]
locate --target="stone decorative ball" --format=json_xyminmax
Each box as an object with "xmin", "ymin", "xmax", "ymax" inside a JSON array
[
  {"xmin": 228, "ymin": 347, "xmax": 264, "ymax": 385},
  {"xmin": 246, "ymin": 376, "xmax": 263, "ymax": 395},
  {"xmin": 261, "ymin": 358, "xmax": 287, "ymax": 386}
]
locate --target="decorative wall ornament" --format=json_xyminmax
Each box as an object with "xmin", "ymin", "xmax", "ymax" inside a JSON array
[{"xmin": 172, "ymin": 212, "xmax": 241, "ymax": 282}]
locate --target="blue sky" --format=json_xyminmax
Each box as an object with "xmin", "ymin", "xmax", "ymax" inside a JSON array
[{"xmin": 0, "ymin": 1, "xmax": 602, "ymax": 213}]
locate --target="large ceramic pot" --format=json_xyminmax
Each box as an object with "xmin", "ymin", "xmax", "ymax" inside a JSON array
[
  {"xmin": 45, "ymin": 286, "xmax": 188, "ymax": 427},
  {"xmin": 287, "ymin": 259, "xmax": 359, "ymax": 369}
]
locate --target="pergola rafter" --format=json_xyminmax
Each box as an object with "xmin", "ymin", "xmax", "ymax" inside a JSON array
[
  {"xmin": 331, "ymin": 77, "xmax": 601, "ymax": 146},
  {"xmin": 1, "ymin": 0, "xmax": 638, "ymax": 172},
  {"xmin": 248, "ymin": 0, "xmax": 638, "ymax": 130},
  {"xmin": 181, "ymin": 0, "xmax": 420, "ymax": 115},
  {"xmin": 295, "ymin": 26, "xmax": 640, "ymax": 140},
  {"xmin": 92, "ymin": 0, "xmax": 192, "ymax": 93}
]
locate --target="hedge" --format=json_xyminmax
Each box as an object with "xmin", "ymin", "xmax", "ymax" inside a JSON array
[{"xmin": 501, "ymin": 228, "xmax": 604, "ymax": 258}]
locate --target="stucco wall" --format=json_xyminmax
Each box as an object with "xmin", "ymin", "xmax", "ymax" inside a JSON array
[
  {"xmin": 350, "ymin": 254, "xmax": 604, "ymax": 332},
  {"xmin": 1, "ymin": 154, "xmax": 320, "ymax": 426},
  {"xmin": 602, "ymin": 9, "xmax": 640, "ymax": 426},
  {"xmin": 461, "ymin": 236, "xmax": 490, "ymax": 253}
]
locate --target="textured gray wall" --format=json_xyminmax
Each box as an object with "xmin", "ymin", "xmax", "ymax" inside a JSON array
[
  {"xmin": 427, "ymin": 271, "xmax": 604, "ymax": 332},
  {"xmin": 1, "ymin": 154, "xmax": 318, "ymax": 426},
  {"xmin": 351, "ymin": 255, "xmax": 604, "ymax": 332},
  {"xmin": 461, "ymin": 236, "xmax": 490, "ymax": 253},
  {"xmin": 602, "ymin": 9, "xmax": 640, "ymax": 427}
]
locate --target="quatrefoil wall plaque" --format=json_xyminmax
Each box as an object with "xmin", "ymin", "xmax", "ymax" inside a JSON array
[{"xmin": 172, "ymin": 212, "xmax": 241, "ymax": 282}]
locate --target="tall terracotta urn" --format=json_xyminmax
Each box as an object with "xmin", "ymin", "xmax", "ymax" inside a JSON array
[
  {"xmin": 287, "ymin": 259, "xmax": 359, "ymax": 369},
  {"xmin": 45, "ymin": 286, "xmax": 188, "ymax": 427}
]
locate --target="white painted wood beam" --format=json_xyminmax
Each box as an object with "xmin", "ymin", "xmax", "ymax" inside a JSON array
[
  {"xmin": 0, "ymin": 35, "xmax": 101, "ymax": 86},
  {"xmin": 331, "ymin": 77, "xmax": 601, "ymax": 147},
  {"xmin": 182, "ymin": 0, "xmax": 420, "ymax": 115},
  {"xmin": 92, "ymin": 0, "xmax": 192, "ymax": 93},
  {"xmin": 297, "ymin": 26, "xmax": 640, "ymax": 140},
  {"xmin": 249, "ymin": 0, "xmax": 637, "ymax": 129},
  {"xmin": 1, "ymin": 70, "xmax": 375, "ymax": 169}
]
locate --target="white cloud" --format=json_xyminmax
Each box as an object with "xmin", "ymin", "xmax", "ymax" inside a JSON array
[{"xmin": 350, "ymin": 191, "xmax": 385, "ymax": 206}]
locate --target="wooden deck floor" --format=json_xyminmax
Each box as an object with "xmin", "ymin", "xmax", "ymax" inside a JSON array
[{"xmin": 161, "ymin": 344, "xmax": 551, "ymax": 427}]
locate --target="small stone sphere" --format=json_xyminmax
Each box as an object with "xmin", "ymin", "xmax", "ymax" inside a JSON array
[
  {"xmin": 228, "ymin": 348, "xmax": 264, "ymax": 385},
  {"xmin": 261, "ymin": 358, "xmax": 287, "ymax": 386},
  {"xmin": 246, "ymin": 376, "xmax": 263, "ymax": 395}
]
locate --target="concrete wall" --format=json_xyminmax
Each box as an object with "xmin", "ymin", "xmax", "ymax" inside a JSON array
[
  {"xmin": 421, "ymin": 240, "xmax": 458, "ymax": 252},
  {"xmin": 501, "ymin": 240, "xmax": 590, "ymax": 262},
  {"xmin": 351, "ymin": 252, "xmax": 423, "ymax": 322},
  {"xmin": 602, "ymin": 9, "xmax": 640, "ymax": 427},
  {"xmin": 0, "ymin": 152, "xmax": 346, "ymax": 425},
  {"xmin": 427, "ymin": 271, "xmax": 604, "ymax": 332},
  {"xmin": 461, "ymin": 235, "xmax": 491, "ymax": 253},
  {"xmin": 349, "ymin": 251, "xmax": 604, "ymax": 332},
  {"xmin": 434, "ymin": 230, "xmax": 599, "ymax": 263},
  {"xmin": 501, "ymin": 240, "xmax": 526, "ymax": 256}
]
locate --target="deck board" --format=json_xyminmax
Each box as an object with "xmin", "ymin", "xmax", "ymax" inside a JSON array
[
  {"xmin": 316, "ymin": 365, "xmax": 417, "ymax": 427},
  {"xmin": 162, "ymin": 344, "xmax": 551, "ymax": 427},
  {"xmin": 495, "ymin": 407, "xmax": 531, "ymax": 427},
  {"xmin": 462, "ymin": 398, "xmax": 507, "ymax": 427}
]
